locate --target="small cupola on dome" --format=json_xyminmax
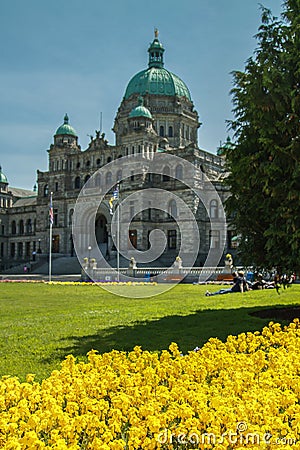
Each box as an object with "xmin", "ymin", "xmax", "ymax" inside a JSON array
[
  {"xmin": 148, "ymin": 28, "xmax": 165, "ymax": 69},
  {"xmin": 55, "ymin": 114, "xmax": 77, "ymax": 137},
  {"xmin": 54, "ymin": 113, "xmax": 79, "ymax": 147},
  {"xmin": 217, "ymin": 136, "xmax": 235, "ymax": 157},
  {"xmin": 129, "ymin": 96, "xmax": 152, "ymax": 119},
  {"xmin": 0, "ymin": 166, "xmax": 8, "ymax": 184}
]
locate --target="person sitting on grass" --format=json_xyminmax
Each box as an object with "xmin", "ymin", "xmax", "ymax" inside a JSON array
[{"xmin": 205, "ymin": 271, "xmax": 245, "ymax": 296}]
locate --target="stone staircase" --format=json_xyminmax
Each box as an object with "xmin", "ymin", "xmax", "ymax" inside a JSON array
[{"xmin": 30, "ymin": 256, "xmax": 82, "ymax": 275}]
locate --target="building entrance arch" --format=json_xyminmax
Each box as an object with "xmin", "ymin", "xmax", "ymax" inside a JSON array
[{"xmin": 95, "ymin": 214, "xmax": 108, "ymax": 257}]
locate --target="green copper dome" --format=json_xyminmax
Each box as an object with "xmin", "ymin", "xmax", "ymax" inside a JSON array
[
  {"xmin": 0, "ymin": 166, "xmax": 8, "ymax": 184},
  {"xmin": 124, "ymin": 30, "xmax": 191, "ymax": 101},
  {"xmin": 217, "ymin": 136, "xmax": 235, "ymax": 156},
  {"xmin": 55, "ymin": 114, "xmax": 77, "ymax": 137},
  {"xmin": 129, "ymin": 96, "xmax": 152, "ymax": 119}
]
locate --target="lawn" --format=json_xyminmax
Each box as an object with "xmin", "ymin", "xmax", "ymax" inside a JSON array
[{"xmin": 0, "ymin": 282, "xmax": 299, "ymax": 381}]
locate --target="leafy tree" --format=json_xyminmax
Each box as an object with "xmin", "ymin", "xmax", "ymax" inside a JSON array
[{"xmin": 224, "ymin": 0, "xmax": 300, "ymax": 273}]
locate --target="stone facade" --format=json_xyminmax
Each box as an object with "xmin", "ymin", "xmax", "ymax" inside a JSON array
[{"xmin": 0, "ymin": 32, "xmax": 233, "ymax": 271}]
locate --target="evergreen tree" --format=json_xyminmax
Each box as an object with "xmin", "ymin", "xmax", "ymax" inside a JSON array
[{"xmin": 224, "ymin": 0, "xmax": 300, "ymax": 273}]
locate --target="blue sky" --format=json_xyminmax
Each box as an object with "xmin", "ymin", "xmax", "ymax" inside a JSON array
[{"xmin": 0, "ymin": 0, "xmax": 283, "ymax": 190}]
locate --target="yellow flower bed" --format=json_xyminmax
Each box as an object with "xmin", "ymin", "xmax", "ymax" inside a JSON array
[
  {"xmin": 0, "ymin": 281, "xmax": 157, "ymax": 286},
  {"xmin": 1, "ymin": 321, "xmax": 300, "ymax": 449}
]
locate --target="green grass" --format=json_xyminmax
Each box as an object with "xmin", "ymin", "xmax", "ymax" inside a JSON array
[{"xmin": 0, "ymin": 282, "xmax": 299, "ymax": 381}]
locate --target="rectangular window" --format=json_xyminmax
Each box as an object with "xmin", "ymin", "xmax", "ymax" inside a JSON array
[
  {"xmin": 147, "ymin": 230, "xmax": 151, "ymax": 249},
  {"xmin": 130, "ymin": 201, "xmax": 134, "ymax": 219},
  {"xmin": 148, "ymin": 201, "xmax": 152, "ymax": 220},
  {"xmin": 129, "ymin": 230, "xmax": 137, "ymax": 249},
  {"xmin": 18, "ymin": 242, "xmax": 23, "ymax": 257},
  {"xmin": 54, "ymin": 209, "xmax": 58, "ymax": 227},
  {"xmin": 168, "ymin": 230, "xmax": 177, "ymax": 249},
  {"xmin": 210, "ymin": 230, "xmax": 220, "ymax": 249}
]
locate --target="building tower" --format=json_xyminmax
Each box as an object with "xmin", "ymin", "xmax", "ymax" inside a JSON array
[{"xmin": 113, "ymin": 30, "xmax": 200, "ymax": 150}]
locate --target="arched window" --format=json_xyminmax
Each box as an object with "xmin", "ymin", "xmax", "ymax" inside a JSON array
[
  {"xmin": 26, "ymin": 219, "xmax": 32, "ymax": 234},
  {"xmin": 11, "ymin": 220, "xmax": 16, "ymax": 235},
  {"xmin": 159, "ymin": 125, "xmax": 164, "ymax": 137},
  {"xmin": 116, "ymin": 170, "xmax": 122, "ymax": 182},
  {"xmin": 96, "ymin": 158, "xmax": 101, "ymax": 167},
  {"xmin": 69, "ymin": 209, "xmax": 74, "ymax": 226},
  {"xmin": 168, "ymin": 126, "xmax": 173, "ymax": 137},
  {"xmin": 74, "ymin": 176, "xmax": 81, "ymax": 189},
  {"xmin": 106, "ymin": 171, "xmax": 112, "ymax": 185},
  {"xmin": 76, "ymin": 162, "xmax": 81, "ymax": 169},
  {"xmin": 175, "ymin": 164, "xmax": 183, "ymax": 180},
  {"xmin": 210, "ymin": 200, "xmax": 219, "ymax": 219},
  {"xmin": 107, "ymin": 156, "xmax": 112, "ymax": 164},
  {"xmin": 167, "ymin": 230, "xmax": 177, "ymax": 249},
  {"xmin": 163, "ymin": 165, "xmax": 170, "ymax": 182},
  {"xmin": 19, "ymin": 220, "xmax": 24, "ymax": 235},
  {"xmin": 86, "ymin": 160, "xmax": 90, "ymax": 167},
  {"xmin": 84, "ymin": 174, "xmax": 90, "ymax": 184},
  {"xmin": 95, "ymin": 173, "xmax": 101, "ymax": 187},
  {"xmin": 168, "ymin": 200, "xmax": 177, "ymax": 218},
  {"xmin": 44, "ymin": 184, "xmax": 49, "ymax": 197}
]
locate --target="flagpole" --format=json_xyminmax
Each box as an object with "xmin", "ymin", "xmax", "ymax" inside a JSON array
[
  {"xmin": 109, "ymin": 184, "xmax": 120, "ymax": 282},
  {"xmin": 117, "ymin": 184, "xmax": 120, "ymax": 282},
  {"xmin": 49, "ymin": 192, "xmax": 53, "ymax": 282}
]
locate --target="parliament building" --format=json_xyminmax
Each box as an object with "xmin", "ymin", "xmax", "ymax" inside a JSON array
[{"xmin": 0, "ymin": 31, "xmax": 233, "ymax": 272}]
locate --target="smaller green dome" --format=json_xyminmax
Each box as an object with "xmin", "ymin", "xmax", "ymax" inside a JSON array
[
  {"xmin": 129, "ymin": 96, "xmax": 152, "ymax": 119},
  {"xmin": 55, "ymin": 114, "xmax": 77, "ymax": 137},
  {"xmin": 217, "ymin": 136, "xmax": 235, "ymax": 156},
  {"xmin": 0, "ymin": 166, "xmax": 8, "ymax": 184}
]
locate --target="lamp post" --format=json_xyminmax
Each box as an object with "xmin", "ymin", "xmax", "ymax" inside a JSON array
[
  {"xmin": 88, "ymin": 245, "xmax": 92, "ymax": 261},
  {"xmin": 37, "ymin": 239, "xmax": 41, "ymax": 254}
]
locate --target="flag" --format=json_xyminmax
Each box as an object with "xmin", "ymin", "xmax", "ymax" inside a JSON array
[
  {"xmin": 113, "ymin": 184, "xmax": 119, "ymax": 199},
  {"xmin": 109, "ymin": 196, "xmax": 114, "ymax": 215},
  {"xmin": 109, "ymin": 184, "xmax": 119, "ymax": 215},
  {"xmin": 49, "ymin": 193, "xmax": 54, "ymax": 225}
]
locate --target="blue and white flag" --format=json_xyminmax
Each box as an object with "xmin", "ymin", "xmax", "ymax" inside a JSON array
[
  {"xmin": 109, "ymin": 184, "xmax": 119, "ymax": 215},
  {"xmin": 113, "ymin": 184, "xmax": 119, "ymax": 199}
]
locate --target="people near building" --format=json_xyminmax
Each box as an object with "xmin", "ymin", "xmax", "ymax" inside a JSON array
[
  {"xmin": 205, "ymin": 271, "xmax": 244, "ymax": 296},
  {"xmin": 237, "ymin": 270, "xmax": 249, "ymax": 292}
]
